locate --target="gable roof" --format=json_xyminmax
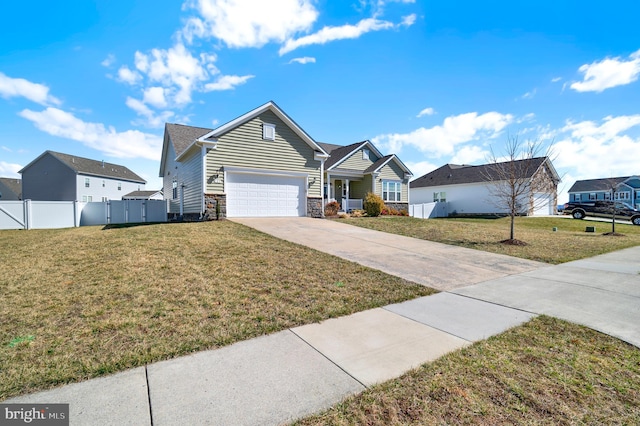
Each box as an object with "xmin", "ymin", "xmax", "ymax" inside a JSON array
[
  {"xmin": 322, "ymin": 140, "xmax": 413, "ymax": 176},
  {"xmin": 568, "ymin": 176, "xmax": 631, "ymax": 193},
  {"xmin": 324, "ymin": 141, "xmax": 370, "ymax": 169},
  {"xmin": 411, "ymin": 157, "xmax": 552, "ymax": 189},
  {"xmin": 19, "ymin": 151, "xmax": 146, "ymax": 183},
  {"xmin": 165, "ymin": 123, "xmax": 212, "ymax": 158},
  {"xmin": 0, "ymin": 177, "xmax": 22, "ymax": 198}
]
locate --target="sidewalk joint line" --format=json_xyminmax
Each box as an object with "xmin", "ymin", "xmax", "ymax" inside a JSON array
[
  {"xmin": 145, "ymin": 366, "xmax": 154, "ymax": 426},
  {"xmin": 380, "ymin": 305, "xmax": 473, "ymax": 343},
  {"xmin": 288, "ymin": 329, "xmax": 369, "ymax": 390}
]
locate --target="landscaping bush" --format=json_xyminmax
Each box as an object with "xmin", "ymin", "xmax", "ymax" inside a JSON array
[
  {"xmin": 364, "ymin": 192, "xmax": 385, "ymax": 217},
  {"xmin": 351, "ymin": 209, "xmax": 365, "ymax": 218},
  {"xmin": 324, "ymin": 201, "xmax": 340, "ymax": 216}
]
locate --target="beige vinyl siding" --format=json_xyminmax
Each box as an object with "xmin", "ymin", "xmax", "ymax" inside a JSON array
[
  {"xmin": 375, "ymin": 161, "xmax": 408, "ymax": 202},
  {"xmin": 339, "ymin": 147, "xmax": 379, "ymax": 170},
  {"xmin": 205, "ymin": 110, "xmax": 322, "ymax": 197},
  {"xmin": 180, "ymin": 150, "xmax": 203, "ymax": 213},
  {"xmin": 349, "ymin": 180, "xmax": 368, "ymax": 199}
]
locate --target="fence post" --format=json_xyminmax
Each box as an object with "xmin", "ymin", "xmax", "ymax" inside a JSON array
[
  {"xmin": 73, "ymin": 201, "xmax": 79, "ymax": 227},
  {"xmin": 23, "ymin": 199, "xmax": 32, "ymax": 230}
]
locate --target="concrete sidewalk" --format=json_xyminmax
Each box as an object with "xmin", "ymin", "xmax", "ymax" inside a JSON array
[{"xmin": 6, "ymin": 219, "xmax": 639, "ymax": 425}]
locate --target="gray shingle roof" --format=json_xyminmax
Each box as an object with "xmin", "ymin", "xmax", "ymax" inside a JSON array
[
  {"xmin": 411, "ymin": 157, "xmax": 548, "ymax": 189},
  {"xmin": 165, "ymin": 123, "xmax": 212, "ymax": 157},
  {"xmin": 567, "ymin": 177, "xmax": 630, "ymax": 193},
  {"xmin": 364, "ymin": 155, "xmax": 394, "ymax": 174},
  {"xmin": 0, "ymin": 177, "xmax": 22, "ymax": 198},
  {"xmin": 122, "ymin": 190, "xmax": 162, "ymax": 198},
  {"xmin": 47, "ymin": 151, "xmax": 146, "ymax": 183}
]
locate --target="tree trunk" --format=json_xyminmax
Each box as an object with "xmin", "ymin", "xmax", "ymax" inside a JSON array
[{"xmin": 510, "ymin": 213, "xmax": 515, "ymax": 240}]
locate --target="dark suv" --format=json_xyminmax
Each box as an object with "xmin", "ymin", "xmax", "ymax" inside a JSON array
[{"xmin": 563, "ymin": 200, "xmax": 640, "ymax": 225}]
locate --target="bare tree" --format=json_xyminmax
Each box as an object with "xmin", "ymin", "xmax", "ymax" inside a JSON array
[
  {"xmin": 602, "ymin": 177, "xmax": 626, "ymax": 235},
  {"xmin": 482, "ymin": 134, "xmax": 556, "ymax": 244}
]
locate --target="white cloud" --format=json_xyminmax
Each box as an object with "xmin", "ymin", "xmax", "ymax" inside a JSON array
[
  {"xmin": 416, "ymin": 107, "xmax": 435, "ymax": 117},
  {"xmin": 406, "ymin": 160, "xmax": 439, "ymax": 180},
  {"xmin": 551, "ymin": 115, "xmax": 640, "ymax": 193},
  {"xmin": 570, "ymin": 49, "xmax": 640, "ymax": 93},
  {"xmin": 0, "ymin": 73, "xmax": 61, "ymax": 106},
  {"xmin": 279, "ymin": 17, "xmax": 402, "ymax": 55},
  {"xmin": 288, "ymin": 56, "xmax": 316, "ymax": 65},
  {"xmin": 117, "ymin": 66, "xmax": 142, "ymax": 85},
  {"xmin": 143, "ymin": 87, "xmax": 168, "ymax": 108},
  {"xmin": 372, "ymin": 111, "xmax": 513, "ymax": 157},
  {"xmin": 521, "ymin": 88, "xmax": 536, "ymax": 99},
  {"xmin": 204, "ymin": 74, "xmax": 254, "ymax": 91},
  {"xmin": 101, "ymin": 54, "xmax": 116, "ymax": 67},
  {"xmin": 450, "ymin": 145, "xmax": 488, "ymax": 164},
  {"xmin": 134, "ymin": 43, "xmax": 215, "ymax": 105},
  {"xmin": 401, "ymin": 13, "xmax": 416, "ymax": 26},
  {"xmin": 0, "ymin": 161, "xmax": 22, "ymax": 177},
  {"xmin": 551, "ymin": 77, "xmax": 562, "ymax": 83},
  {"xmin": 125, "ymin": 97, "xmax": 175, "ymax": 128},
  {"xmin": 19, "ymin": 107, "xmax": 162, "ymax": 160},
  {"xmin": 183, "ymin": 0, "xmax": 318, "ymax": 48}
]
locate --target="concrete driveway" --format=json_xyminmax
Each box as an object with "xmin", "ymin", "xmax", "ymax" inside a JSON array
[{"xmin": 231, "ymin": 217, "xmax": 544, "ymax": 291}]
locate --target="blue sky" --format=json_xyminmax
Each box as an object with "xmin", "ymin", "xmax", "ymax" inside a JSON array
[{"xmin": 1, "ymin": 0, "xmax": 639, "ymax": 203}]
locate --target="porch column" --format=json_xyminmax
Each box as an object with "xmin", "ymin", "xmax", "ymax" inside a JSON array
[{"xmin": 345, "ymin": 179, "xmax": 350, "ymax": 211}]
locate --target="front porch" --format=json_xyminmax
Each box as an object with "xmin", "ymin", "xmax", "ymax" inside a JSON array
[{"xmin": 326, "ymin": 175, "xmax": 369, "ymax": 212}]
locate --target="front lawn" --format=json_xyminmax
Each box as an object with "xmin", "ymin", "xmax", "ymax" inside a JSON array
[
  {"xmin": 344, "ymin": 216, "xmax": 640, "ymax": 264},
  {"xmin": 0, "ymin": 221, "xmax": 433, "ymax": 400},
  {"xmin": 295, "ymin": 316, "xmax": 640, "ymax": 425}
]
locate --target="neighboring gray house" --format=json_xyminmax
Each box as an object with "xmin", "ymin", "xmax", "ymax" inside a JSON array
[
  {"xmin": 20, "ymin": 151, "xmax": 146, "ymax": 202},
  {"xmin": 122, "ymin": 190, "xmax": 164, "ymax": 200},
  {"xmin": 160, "ymin": 101, "xmax": 329, "ymax": 219},
  {"xmin": 410, "ymin": 157, "xmax": 560, "ymax": 216},
  {"xmin": 568, "ymin": 176, "xmax": 640, "ymax": 209},
  {"xmin": 319, "ymin": 141, "xmax": 412, "ymax": 212},
  {"xmin": 0, "ymin": 177, "xmax": 22, "ymax": 200}
]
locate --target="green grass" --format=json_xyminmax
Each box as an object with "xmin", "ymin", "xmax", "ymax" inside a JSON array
[
  {"xmin": 0, "ymin": 221, "xmax": 433, "ymax": 400},
  {"xmin": 295, "ymin": 316, "xmax": 640, "ymax": 425},
  {"xmin": 341, "ymin": 216, "xmax": 640, "ymax": 263}
]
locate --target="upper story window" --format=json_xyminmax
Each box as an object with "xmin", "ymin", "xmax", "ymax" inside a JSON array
[
  {"xmin": 262, "ymin": 123, "xmax": 275, "ymax": 141},
  {"xmin": 118, "ymin": 182, "xmax": 122, "ymax": 191},
  {"xmin": 85, "ymin": 178, "xmax": 90, "ymax": 188},
  {"xmin": 362, "ymin": 148, "xmax": 370, "ymax": 160},
  {"xmin": 382, "ymin": 181, "xmax": 402, "ymax": 202},
  {"xmin": 102, "ymin": 180, "xmax": 105, "ymax": 187}
]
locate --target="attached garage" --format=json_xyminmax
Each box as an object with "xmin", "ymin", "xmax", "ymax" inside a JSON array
[
  {"xmin": 532, "ymin": 192, "xmax": 554, "ymax": 216},
  {"xmin": 225, "ymin": 172, "xmax": 306, "ymax": 217}
]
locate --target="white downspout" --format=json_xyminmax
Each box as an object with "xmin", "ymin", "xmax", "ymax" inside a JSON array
[
  {"xmin": 201, "ymin": 145, "xmax": 207, "ymax": 218},
  {"xmin": 345, "ymin": 178, "xmax": 350, "ymax": 212},
  {"xmin": 320, "ymin": 158, "xmax": 325, "ymax": 215}
]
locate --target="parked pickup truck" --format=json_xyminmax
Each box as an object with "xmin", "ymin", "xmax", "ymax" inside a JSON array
[{"xmin": 563, "ymin": 201, "xmax": 640, "ymax": 225}]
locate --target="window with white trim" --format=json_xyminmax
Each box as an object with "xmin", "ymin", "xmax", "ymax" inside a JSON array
[
  {"xmin": 85, "ymin": 178, "xmax": 90, "ymax": 188},
  {"xmin": 615, "ymin": 191, "xmax": 630, "ymax": 200},
  {"xmin": 604, "ymin": 192, "xmax": 612, "ymax": 200},
  {"xmin": 589, "ymin": 193, "xmax": 596, "ymax": 200},
  {"xmin": 117, "ymin": 182, "xmax": 122, "ymax": 191},
  {"xmin": 382, "ymin": 181, "xmax": 402, "ymax": 202},
  {"xmin": 362, "ymin": 148, "xmax": 370, "ymax": 160},
  {"xmin": 262, "ymin": 123, "xmax": 275, "ymax": 140},
  {"xmin": 433, "ymin": 191, "xmax": 446, "ymax": 202}
]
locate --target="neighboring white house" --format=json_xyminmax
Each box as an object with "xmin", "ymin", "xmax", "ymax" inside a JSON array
[
  {"xmin": 410, "ymin": 157, "xmax": 560, "ymax": 216},
  {"xmin": 122, "ymin": 190, "xmax": 164, "ymax": 200},
  {"xmin": 20, "ymin": 151, "xmax": 146, "ymax": 202}
]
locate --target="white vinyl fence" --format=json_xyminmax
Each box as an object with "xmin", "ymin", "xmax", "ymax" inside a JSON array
[
  {"xmin": 0, "ymin": 200, "xmax": 167, "ymax": 230},
  {"xmin": 409, "ymin": 202, "xmax": 448, "ymax": 219}
]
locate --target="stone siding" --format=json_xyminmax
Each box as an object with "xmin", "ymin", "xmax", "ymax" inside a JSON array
[
  {"xmin": 384, "ymin": 202, "xmax": 409, "ymax": 214},
  {"xmin": 307, "ymin": 197, "xmax": 323, "ymax": 218},
  {"xmin": 203, "ymin": 194, "xmax": 227, "ymax": 220}
]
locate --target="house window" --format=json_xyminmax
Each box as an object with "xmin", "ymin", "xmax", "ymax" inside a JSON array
[
  {"xmin": 589, "ymin": 193, "xmax": 596, "ymax": 200},
  {"xmin": 82, "ymin": 195, "xmax": 87, "ymax": 202},
  {"xmin": 573, "ymin": 194, "xmax": 581, "ymax": 201},
  {"xmin": 85, "ymin": 178, "xmax": 90, "ymax": 188},
  {"xmin": 118, "ymin": 182, "xmax": 122, "ymax": 191},
  {"xmin": 615, "ymin": 191, "xmax": 630, "ymax": 200},
  {"xmin": 433, "ymin": 191, "xmax": 446, "ymax": 202},
  {"xmin": 362, "ymin": 149, "xmax": 370, "ymax": 160},
  {"xmin": 263, "ymin": 123, "xmax": 275, "ymax": 141},
  {"xmin": 82, "ymin": 195, "xmax": 93, "ymax": 202},
  {"xmin": 102, "ymin": 180, "xmax": 105, "ymax": 187},
  {"xmin": 382, "ymin": 181, "xmax": 402, "ymax": 202},
  {"xmin": 172, "ymin": 179, "xmax": 178, "ymax": 199},
  {"xmin": 102, "ymin": 197, "xmax": 108, "ymax": 202},
  {"xmin": 604, "ymin": 192, "xmax": 611, "ymax": 200}
]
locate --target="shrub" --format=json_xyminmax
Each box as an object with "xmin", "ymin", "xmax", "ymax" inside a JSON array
[
  {"xmin": 350, "ymin": 209, "xmax": 365, "ymax": 218},
  {"xmin": 324, "ymin": 201, "xmax": 340, "ymax": 216},
  {"xmin": 364, "ymin": 192, "xmax": 385, "ymax": 217},
  {"xmin": 337, "ymin": 212, "xmax": 350, "ymax": 219}
]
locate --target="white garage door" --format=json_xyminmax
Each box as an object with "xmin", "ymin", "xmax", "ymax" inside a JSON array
[
  {"xmin": 532, "ymin": 193, "xmax": 553, "ymax": 216},
  {"xmin": 226, "ymin": 173, "xmax": 305, "ymax": 217}
]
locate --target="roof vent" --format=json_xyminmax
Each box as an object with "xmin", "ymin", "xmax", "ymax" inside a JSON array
[{"xmin": 102, "ymin": 160, "xmax": 105, "ymax": 168}]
